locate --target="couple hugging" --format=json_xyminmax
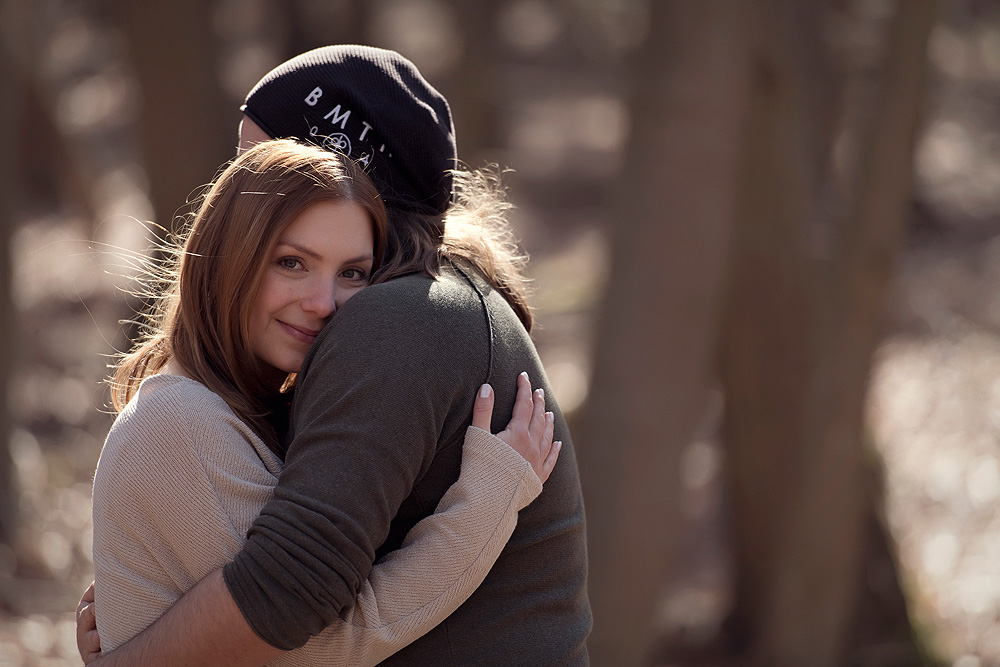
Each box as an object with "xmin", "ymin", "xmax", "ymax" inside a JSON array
[{"xmin": 77, "ymin": 44, "xmax": 591, "ymax": 666}]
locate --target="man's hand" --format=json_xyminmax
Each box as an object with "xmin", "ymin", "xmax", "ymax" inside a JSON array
[{"xmin": 76, "ymin": 581, "xmax": 101, "ymax": 664}]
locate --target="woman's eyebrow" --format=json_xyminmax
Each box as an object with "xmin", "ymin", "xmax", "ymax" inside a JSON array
[
  {"xmin": 343, "ymin": 253, "xmax": 376, "ymax": 264},
  {"xmin": 275, "ymin": 241, "xmax": 374, "ymax": 265},
  {"xmin": 274, "ymin": 241, "xmax": 321, "ymax": 260}
]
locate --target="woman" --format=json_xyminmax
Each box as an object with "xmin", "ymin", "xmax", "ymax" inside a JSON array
[{"xmin": 89, "ymin": 139, "xmax": 559, "ymax": 665}]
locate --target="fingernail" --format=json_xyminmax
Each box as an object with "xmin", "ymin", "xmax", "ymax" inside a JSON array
[
  {"xmin": 546, "ymin": 412, "xmax": 554, "ymax": 424},
  {"xmin": 555, "ymin": 441, "xmax": 563, "ymax": 450},
  {"xmin": 480, "ymin": 384, "xmax": 492, "ymax": 398},
  {"xmin": 537, "ymin": 387, "xmax": 545, "ymax": 400},
  {"xmin": 520, "ymin": 371, "xmax": 529, "ymax": 380}
]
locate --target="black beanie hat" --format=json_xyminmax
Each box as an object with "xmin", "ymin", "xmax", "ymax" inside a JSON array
[{"xmin": 241, "ymin": 45, "xmax": 457, "ymax": 215}]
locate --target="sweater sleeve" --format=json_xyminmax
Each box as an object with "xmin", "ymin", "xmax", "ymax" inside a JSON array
[
  {"xmin": 95, "ymin": 376, "xmax": 544, "ymax": 665},
  {"xmin": 270, "ymin": 427, "xmax": 541, "ymax": 667}
]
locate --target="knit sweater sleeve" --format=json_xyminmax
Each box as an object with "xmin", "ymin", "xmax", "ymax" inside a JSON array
[
  {"xmin": 271, "ymin": 426, "xmax": 541, "ymax": 667},
  {"xmin": 94, "ymin": 375, "xmax": 543, "ymax": 664}
]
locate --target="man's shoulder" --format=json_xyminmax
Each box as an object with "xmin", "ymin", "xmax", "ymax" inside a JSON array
[
  {"xmin": 305, "ymin": 270, "xmax": 493, "ymax": 382},
  {"xmin": 334, "ymin": 270, "xmax": 489, "ymax": 329}
]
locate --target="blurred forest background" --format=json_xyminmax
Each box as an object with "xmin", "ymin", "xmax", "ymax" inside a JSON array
[{"xmin": 1, "ymin": 0, "xmax": 999, "ymax": 665}]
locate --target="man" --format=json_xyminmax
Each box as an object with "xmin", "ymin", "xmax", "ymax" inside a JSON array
[{"xmin": 82, "ymin": 45, "xmax": 591, "ymax": 666}]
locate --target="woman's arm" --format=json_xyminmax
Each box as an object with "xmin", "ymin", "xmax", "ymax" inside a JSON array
[
  {"xmin": 85, "ymin": 374, "xmax": 557, "ymax": 666},
  {"xmin": 272, "ymin": 374, "xmax": 558, "ymax": 667}
]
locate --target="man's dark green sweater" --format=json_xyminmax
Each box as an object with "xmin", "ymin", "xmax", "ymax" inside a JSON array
[{"xmin": 223, "ymin": 264, "xmax": 592, "ymax": 665}]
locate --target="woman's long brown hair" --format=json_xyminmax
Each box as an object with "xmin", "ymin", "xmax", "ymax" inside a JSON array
[{"xmin": 111, "ymin": 140, "xmax": 387, "ymax": 454}]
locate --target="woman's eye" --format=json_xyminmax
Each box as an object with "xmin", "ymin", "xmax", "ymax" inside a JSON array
[
  {"xmin": 342, "ymin": 268, "xmax": 369, "ymax": 282},
  {"xmin": 278, "ymin": 257, "xmax": 301, "ymax": 270}
]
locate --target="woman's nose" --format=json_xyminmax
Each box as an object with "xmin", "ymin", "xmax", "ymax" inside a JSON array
[{"xmin": 301, "ymin": 282, "xmax": 337, "ymax": 318}]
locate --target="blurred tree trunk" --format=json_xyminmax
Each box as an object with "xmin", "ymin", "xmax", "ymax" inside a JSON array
[
  {"xmin": 284, "ymin": 0, "xmax": 374, "ymax": 58},
  {"xmin": 576, "ymin": 2, "xmax": 751, "ymax": 664},
  {"xmin": 719, "ymin": 1, "xmax": 937, "ymax": 665},
  {"xmin": 441, "ymin": 1, "xmax": 502, "ymax": 167},
  {"xmin": 107, "ymin": 0, "xmax": 233, "ymax": 347},
  {"xmin": 0, "ymin": 34, "xmax": 19, "ymax": 554},
  {"xmin": 345, "ymin": 0, "xmax": 374, "ymax": 46},
  {"xmin": 110, "ymin": 0, "xmax": 233, "ymax": 238}
]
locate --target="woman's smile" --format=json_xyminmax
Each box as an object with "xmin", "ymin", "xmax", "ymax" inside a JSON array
[{"xmin": 277, "ymin": 320, "xmax": 322, "ymax": 345}]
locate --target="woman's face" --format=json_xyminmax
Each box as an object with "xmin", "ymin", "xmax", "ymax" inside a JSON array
[{"xmin": 249, "ymin": 199, "xmax": 375, "ymax": 387}]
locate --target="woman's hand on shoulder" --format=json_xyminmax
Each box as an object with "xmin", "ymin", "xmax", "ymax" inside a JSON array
[{"xmin": 471, "ymin": 372, "xmax": 561, "ymax": 483}]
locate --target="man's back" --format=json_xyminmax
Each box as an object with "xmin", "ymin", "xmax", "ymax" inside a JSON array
[
  {"xmin": 373, "ymin": 267, "xmax": 591, "ymax": 665},
  {"xmin": 225, "ymin": 265, "xmax": 591, "ymax": 665}
]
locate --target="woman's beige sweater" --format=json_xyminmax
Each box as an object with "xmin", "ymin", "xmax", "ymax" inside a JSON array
[{"xmin": 91, "ymin": 374, "xmax": 542, "ymax": 666}]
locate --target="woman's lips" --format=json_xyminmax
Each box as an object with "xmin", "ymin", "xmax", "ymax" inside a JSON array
[{"xmin": 278, "ymin": 321, "xmax": 321, "ymax": 344}]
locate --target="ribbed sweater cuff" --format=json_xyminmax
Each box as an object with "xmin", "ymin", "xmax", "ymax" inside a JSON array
[{"xmin": 462, "ymin": 426, "xmax": 543, "ymax": 511}]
